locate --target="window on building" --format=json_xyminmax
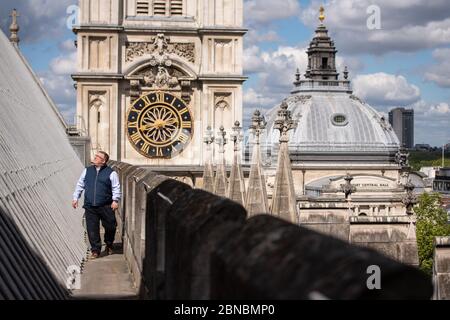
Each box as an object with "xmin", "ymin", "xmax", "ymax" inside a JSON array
[
  {"xmin": 321, "ymin": 57, "xmax": 328, "ymax": 69},
  {"xmin": 155, "ymin": 0, "xmax": 183, "ymax": 16},
  {"xmin": 359, "ymin": 213, "xmax": 368, "ymax": 217},
  {"xmin": 137, "ymin": 0, "xmax": 183, "ymax": 17},
  {"xmin": 136, "ymin": 0, "xmax": 150, "ymax": 15},
  {"xmin": 153, "ymin": 0, "xmax": 167, "ymax": 15},
  {"xmin": 331, "ymin": 113, "xmax": 348, "ymax": 126},
  {"xmin": 170, "ymin": 0, "xmax": 183, "ymax": 15}
]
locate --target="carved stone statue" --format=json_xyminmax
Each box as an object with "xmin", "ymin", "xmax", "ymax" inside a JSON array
[{"xmin": 155, "ymin": 66, "xmax": 179, "ymax": 88}]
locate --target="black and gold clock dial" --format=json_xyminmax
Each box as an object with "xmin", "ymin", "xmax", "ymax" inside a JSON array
[{"xmin": 127, "ymin": 91, "xmax": 193, "ymax": 158}]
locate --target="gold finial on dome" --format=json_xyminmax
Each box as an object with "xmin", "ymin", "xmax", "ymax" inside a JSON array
[{"xmin": 319, "ymin": 6, "xmax": 325, "ymax": 23}]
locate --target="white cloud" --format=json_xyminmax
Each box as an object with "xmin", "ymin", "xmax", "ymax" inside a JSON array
[
  {"xmin": 38, "ymin": 38, "xmax": 77, "ymax": 123},
  {"xmin": 244, "ymin": 0, "xmax": 301, "ymax": 25},
  {"xmin": 245, "ymin": 30, "xmax": 280, "ymax": 46},
  {"xmin": 0, "ymin": 0, "xmax": 77, "ymax": 43},
  {"xmin": 59, "ymin": 38, "xmax": 76, "ymax": 52},
  {"xmin": 244, "ymin": 88, "xmax": 277, "ymax": 107},
  {"xmin": 353, "ymin": 73, "xmax": 421, "ymax": 106},
  {"xmin": 412, "ymin": 100, "xmax": 450, "ymax": 116},
  {"xmin": 243, "ymin": 43, "xmax": 364, "ymax": 115},
  {"xmin": 243, "ymin": 45, "xmax": 309, "ymax": 114},
  {"xmin": 301, "ymin": 0, "xmax": 450, "ymax": 54},
  {"xmin": 424, "ymin": 48, "xmax": 450, "ymax": 88},
  {"xmin": 50, "ymin": 51, "xmax": 77, "ymax": 75},
  {"xmin": 409, "ymin": 100, "xmax": 450, "ymax": 145}
]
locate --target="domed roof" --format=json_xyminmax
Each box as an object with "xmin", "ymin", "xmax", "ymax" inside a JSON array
[
  {"xmin": 260, "ymin": 17, "xmax": 400, "ymax": 161},
  {"xmin": 263, "ymin": 91, "xmax": 400, "ymax": 154}
]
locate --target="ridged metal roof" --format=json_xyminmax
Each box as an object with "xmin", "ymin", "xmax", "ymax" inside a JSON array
[
  {"xmin": 264, "ymin": 91, "xmax": 400, "ymax": 154},
  {"xmin": 0, "ymin": 29, "xmax": 86, "ymax": 298}
]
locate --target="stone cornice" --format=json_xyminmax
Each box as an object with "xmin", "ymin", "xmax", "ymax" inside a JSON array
[
  {"xmin": 349, "ymin": 216, "xmax": 414, "ymax": 224},
  {"xmin": 73, "ymin": 25, "xmax": 123, "ymax": 33},
  {"xmin": 198, "ymin": 75, "xmax": 247, "ymax": 82},
  {"xmin": 198, "ymin": 27, "xmax": 247, "ymax": 35},
  {"xmin": 73, "ymin": 24, "xmax": 247, "ymax": 36},
  {"xmin": 71, "ymin": 73, "xmax": 124, "ymax": 80}
]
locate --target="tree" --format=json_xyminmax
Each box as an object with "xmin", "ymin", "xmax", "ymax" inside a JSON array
[{"xmin": 415, "ymin": 192, "xmax": 450, "ymax": 275}]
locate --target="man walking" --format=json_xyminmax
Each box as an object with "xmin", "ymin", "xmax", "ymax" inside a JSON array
[{"xmin": 72, "ymin": 151, "xmax": 121, "ymax": 259}]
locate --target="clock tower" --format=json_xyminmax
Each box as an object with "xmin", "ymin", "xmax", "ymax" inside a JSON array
[{"xmin": 72, "ymin": 0, "xmax": 246, "ymax": 166}]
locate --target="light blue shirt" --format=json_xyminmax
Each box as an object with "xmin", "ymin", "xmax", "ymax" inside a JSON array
[{"xmin": 73, "ymin": 168, "xmax": 121, "ymax": 202}]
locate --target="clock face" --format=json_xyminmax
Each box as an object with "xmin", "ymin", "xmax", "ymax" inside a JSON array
[{"xmin": 126, "ymin": 91, "xmax": 193, "ymax": 158}]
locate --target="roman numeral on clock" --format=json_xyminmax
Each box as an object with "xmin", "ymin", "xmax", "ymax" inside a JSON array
[
  {"xmin": 178, "ymin": 107, "xmax": 188, "ymax": 115},
  {"xmin": 178, "ymin": 133, "xmax": 189, "ymax": 144},
  {"xmin": 141, "ymin": 142, "xmax": 150, "ymax": 154},
  {"xmin": 142, "ymin": 95, "xmax": 151, "ymax": 106},
  {"xmin": 181, "ymin": 121, "xmax": 192, "ymax": 129},
  {"xmin": 130, "ymin": 132, "xmax": 141, "ymax": 144},
  {"xmin": 128, "ymin": 121, "xmax": 138, "ymax": 129}
]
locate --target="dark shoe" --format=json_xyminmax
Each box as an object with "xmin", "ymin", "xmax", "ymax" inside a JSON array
[
  {"xmin": 105, "ymin": 246, "xmax": 114, "ymax": 256},
  {"xmin": 90, "ymin": 251, "xmax": 100, "ymax": 259}
]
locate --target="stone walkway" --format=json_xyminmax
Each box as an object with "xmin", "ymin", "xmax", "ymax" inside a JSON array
[{"xmin": 71, "ymin": 230, "xmax": 138, "ymax": 300}]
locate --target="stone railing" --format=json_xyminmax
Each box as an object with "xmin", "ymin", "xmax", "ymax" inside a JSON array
[{"xmin": 109, "ymin": 161, "xmax": 433, "ymax": 300}]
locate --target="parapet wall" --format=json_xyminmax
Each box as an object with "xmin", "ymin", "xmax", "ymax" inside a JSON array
[
  {"xmin": 110, "ymin": 161, "xmax": 432, "ymax": 300},
  {"xmin": 433, "ymin": 237, "xmax": 450, "ymax": 299}
]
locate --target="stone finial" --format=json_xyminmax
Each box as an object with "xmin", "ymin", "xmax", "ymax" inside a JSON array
[
  {"xmin": 228, "ymin": 121, "xmax": 246, "ymax": 205},
  {"xmin": 395, "ymin": 145, "xmax": 410, "ymax": 168},
  {"xmin": 213, "ymin": 126, "xmax": 228, "ymax": 197},
  {"xmin": 271, "ymin": 102, "xmax": 298, "ymax": 223},
  {"xmin": 202, "ymin": 126, "xmax": 215, "ymax": 192},
  {"xmin": 203, "ymin": 125, "xmax": 214, "ymax": 146},
  {"xmin": 343, "ymin": 66, "xmax": 349, "ymax": 80},
  {"xmin": 246, "ymin": 111, "xmax": 269, "ymax": 216},
  {"xmin": 230, "ymin": 121, "xmax": 244, "ymax": 151},
  {"xmin": 9, "ymin": 9, "xmax": 20, "ymax": 47},
  {"xmin": 274, "ymin": 101, "xmax": 297, "ymax": 143},
  {"xmin": 216, "ymin": 125, "xmax": 227, "ymax": 152},
  {"xmin": 294, "ymin": 68, "xmax": 301, "ymax": 86},
  {"xmin": 402, "ymin": 181, "xmax": 417, "ymax": 215},
  {"xmin": 249, "ymin": 109, "xmax": 266, "ymax": 142},
  {"xmin": 341, "ymin": 173, "xmax": 356, "ymax": 199}
]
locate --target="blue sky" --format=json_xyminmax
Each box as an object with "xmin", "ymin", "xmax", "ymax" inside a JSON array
[{"xmin": 1, "ymin": 0, "xmax": 449, "ymax": 146}]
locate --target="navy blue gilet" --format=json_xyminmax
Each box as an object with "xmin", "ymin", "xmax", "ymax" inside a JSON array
[{"xmin": 83, "ymin": 165, "xmax": 113, "ymax": 208}]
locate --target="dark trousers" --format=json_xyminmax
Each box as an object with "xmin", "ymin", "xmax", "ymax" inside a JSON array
[{"xmin": 85, "ymin": 205, "xmax": 117, "ymax": 253}]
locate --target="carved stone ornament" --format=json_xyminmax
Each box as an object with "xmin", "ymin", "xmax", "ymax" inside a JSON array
[
  {"xmin": 215, "ymin": 93, "xmax": 231, "ymax": 110},
  {"xmin": 395, "ymin": 147, "xmax": 410, "ymax": 168},
  {"xmin": 126, "ymin": 33, "xmax": 195, "ymax": 63},
  {"xmin": 89, "ymin": 91, "xmax": 106, "ymax": 108}
]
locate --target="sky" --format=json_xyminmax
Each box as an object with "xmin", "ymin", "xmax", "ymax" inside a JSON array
[{"xmin": 0, "ymin": 0, "xmax": 449, "ymax": 147}]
